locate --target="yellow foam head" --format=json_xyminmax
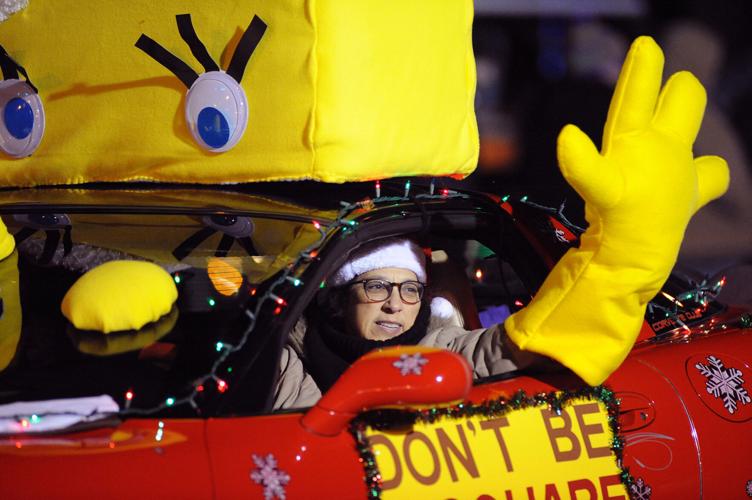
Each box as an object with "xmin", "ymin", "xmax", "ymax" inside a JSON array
[{"xmin": 0, "ymin": 0, "xmax": 477, "ymax": 186}]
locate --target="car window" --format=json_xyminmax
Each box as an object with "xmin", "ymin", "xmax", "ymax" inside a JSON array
[
  {"xmin": 271, "ymin": 203, "xmax": 549, "ymax": 412},
  {"xmin": 427, "ymin": 238, "xmax": 533, "ymax": 330},
  {"xmin": 0, "ymin": 211, "xmax": 318, "ymax": 416},
  {"xmin": 645, "ymin": 272, "xmax": 726, "ymax": 337}
]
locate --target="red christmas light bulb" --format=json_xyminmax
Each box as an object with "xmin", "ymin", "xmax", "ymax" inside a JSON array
[{"xmin": 217, "ymin": 379, "xmax": 229, "ymax": 393}]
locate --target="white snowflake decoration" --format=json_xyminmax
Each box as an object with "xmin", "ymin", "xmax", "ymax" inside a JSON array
[
  {"xmin": 250, "ymin": 453, "xmax": 291, "ymax": 500},
  {"xmin": 630, "ymin": 477, "xmax": 652, "ymax": 500},
  {"xmin": 746, "ymin": 479, "xmax": 752, "ymax": 497},
  {"xmin": 393, "ymin": 353, "xmax": 429, "ymax": 376},
  {"xmin": 695, "ymin": 355, "xmax": 751, "ymax": 414}
]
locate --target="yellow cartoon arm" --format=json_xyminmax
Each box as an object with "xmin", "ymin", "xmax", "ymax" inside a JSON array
[
  {"xmin": 0, "ymin": 217, "xmax": 19, "ymax": 371},
  {"xmin": 504, "ymin": 36, "xmax": 729, "ymax": 385},
  {"xmin": 0, "ymin": 217, "xmax": 14, "ymax": 261}
]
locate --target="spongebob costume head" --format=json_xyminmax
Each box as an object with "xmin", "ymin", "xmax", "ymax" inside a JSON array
[
  {"xmin": 0, "ymin": 2, "xmax": 730, "ymax": 386},
  {"xmin": 0, "ymin": 0, "xmax": 477, "ymax": 184}
]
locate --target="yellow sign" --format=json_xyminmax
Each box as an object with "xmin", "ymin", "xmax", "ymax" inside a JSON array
[{"xmin": 366, "ymin": 398, "xmax": 627, "ymax": 499}]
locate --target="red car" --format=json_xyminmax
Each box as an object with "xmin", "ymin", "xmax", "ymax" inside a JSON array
[{"xmin": 0, "ymin": 181, "xmax": 750, "ymax": 499}]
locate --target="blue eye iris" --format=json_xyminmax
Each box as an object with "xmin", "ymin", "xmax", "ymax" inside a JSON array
[
  {"xmin": 197, "ymin": 107, "xmax": 230, "ymax": 149},
  {"xmin": 3, "ymin": 97, "xmax": 34, "ymax": 140}
]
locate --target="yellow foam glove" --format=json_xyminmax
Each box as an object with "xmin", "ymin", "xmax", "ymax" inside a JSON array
[
  {"xmin": 0, "ymin": 251, "xmax": 21, "ymax": 371},
  {"xmin": 505, "ymin": 36, "xmax": 729, "ymax": 385},
  {"xmin": 62, "ymin": 260, "xmax": 178, "ymax": 333},
  {"xmin": 0, "ymin": 218, "xmax": 19, "ymax": 371},
  {"xmin": 0, "ymin": 217, "xmax": 15, "ymax": 261}
]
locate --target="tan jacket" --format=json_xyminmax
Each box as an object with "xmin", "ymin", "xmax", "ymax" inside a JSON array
[{"xmin": 273, "ymin": 317, "xmax": 531, "ymax": 410}]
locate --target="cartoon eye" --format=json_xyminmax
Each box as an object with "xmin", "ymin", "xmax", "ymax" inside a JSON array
[
  {"xmin": 0, "ymin": 45, "xmax": 44, "ymax": 158},
  {"xmin": 185, "ymin": 72, "xmax": 247, "ymax": 151},
  {"xmin": 136, "ymin": 13, "xmax": 267, "ymax": 153}
]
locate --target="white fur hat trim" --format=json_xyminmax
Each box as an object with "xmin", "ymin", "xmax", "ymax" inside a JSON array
[
  {"xmin": 0, "ymin": 0, "xmax": 28, "ymax": 22},
  {"xmin": 329, "ymin": 239, "xmax": 426, "ymax": 286},
  {"xmin": 430, "ymin": 296, "xmax": 455, "ymax": 319}
]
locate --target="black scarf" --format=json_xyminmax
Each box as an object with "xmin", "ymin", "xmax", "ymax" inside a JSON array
[{"xmin": 303, "ymin": 302, "xmax": 430, "ymax": 394}]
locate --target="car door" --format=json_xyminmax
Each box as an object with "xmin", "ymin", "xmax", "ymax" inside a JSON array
[
  {"xmin": 206, "ymin": 412, "xmax": 368, "ymax": 498},
  {"xmin": 1, "ymin": 419, "xmax": 213, "ymax": 499}
]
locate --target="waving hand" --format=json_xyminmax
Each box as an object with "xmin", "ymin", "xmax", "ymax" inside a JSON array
[{"xmin": 505, "ymin": 37, "xmax": 729, "ymax": 385}]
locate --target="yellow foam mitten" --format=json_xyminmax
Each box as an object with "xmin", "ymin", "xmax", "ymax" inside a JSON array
[
  {"xmin": 0, "ymin": 217, "xmax": 15, "ymax": 260},
  {"xmin": 62, "ymin": 261, "xmax": 178, "ymax": 333},
  {"xmin": 0, "ymin": 218, "xmax": 19, "ymax": 371},
  {"xmin": 0, "ymin": 251, "xmax": 21, "ymax": 371},
  {"xmin": 505, "ymin": 37, "xmax": 729, "ymax": 385}
]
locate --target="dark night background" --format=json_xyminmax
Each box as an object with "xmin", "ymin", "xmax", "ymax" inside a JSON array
[{"xmin": 462, "ymin": 0, "xmax": 752, "ymax": 302}]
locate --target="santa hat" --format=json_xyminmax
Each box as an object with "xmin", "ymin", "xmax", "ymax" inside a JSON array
[
  {"xmin": 329, "ymin": 237, "xmax": 459, "ymax": 322},
  {"xmin": 328, "ymin": 238, "xmax": 426, "ymax": 286}
]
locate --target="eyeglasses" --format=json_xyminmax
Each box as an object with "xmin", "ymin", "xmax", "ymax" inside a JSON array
[{"xmin": 349, "ymin": 279, "xmax": 426, "ymax": 304}]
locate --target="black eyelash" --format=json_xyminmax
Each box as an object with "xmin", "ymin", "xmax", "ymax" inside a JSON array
[
  {"xmin": 0, "ymin": 44, "xmax": 37, "ymax": 93},
  {"xmin": 135, "ymin": 13, "xmax": 267, "ymax": 88}
]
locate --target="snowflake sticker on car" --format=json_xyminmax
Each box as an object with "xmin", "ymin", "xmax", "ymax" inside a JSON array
[
  {"xmin": 250, "ymin": 453, "xmax": 291, "ymax": 500},
  {"xmin": 630, "ymin": 477, "xmax": 652, "ymax": 500},
  {"xmin": 694, "ymin": 355, "xmax": 751, "ymax": 415},
  {"xmin": 393, "ymin": 353, "xmax": 429, "ymax": 376}
]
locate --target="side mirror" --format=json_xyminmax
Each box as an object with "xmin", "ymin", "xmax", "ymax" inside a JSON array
[{"xmin": 301, "ymin": 346, "xmax": 472, "ymax": 436}]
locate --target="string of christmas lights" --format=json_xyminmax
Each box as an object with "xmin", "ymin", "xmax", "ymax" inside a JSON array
[
  {"xmin": 515, "ymin": 196, "xmax": 586, "ymax": 234},
  {"xmin": 6, "ymin": 183, "xmax": 635, "ymax": 431},
  {"xmin": 117, "ymin": 180, "xmax": 470, "ymax": 417},
  {"xmin": 647, "ymin": 275, "xmax": 727, "ymax": 335}
]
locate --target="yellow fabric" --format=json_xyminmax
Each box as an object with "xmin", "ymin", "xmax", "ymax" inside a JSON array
[
  {"xmin": 0, "ymin": 0, "xmax": 477, "ymax": 186},
  {"xmin": 61, "ymin": 260, "xmax": 178, "ymax": 333},
  {"xmin": 0, "ymin": 251, "xmax": 21, "ymax": 371},
  {"xmin": 505, "ymin": 37, "xmax": 729, "ymax": 385},
  {"xmin": 0, "ymin": 217, "xmax": 14, "ymax": 260}
]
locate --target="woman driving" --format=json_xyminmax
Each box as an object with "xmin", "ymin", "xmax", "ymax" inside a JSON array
[{"xmin": 274, "ymin": 238, "xmax": 537, "ymax": 409}]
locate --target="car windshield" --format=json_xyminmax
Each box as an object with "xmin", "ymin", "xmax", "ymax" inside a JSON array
[{"xmin": 0, "ymin": 191, "xmax": 331, "ymax": 415}]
